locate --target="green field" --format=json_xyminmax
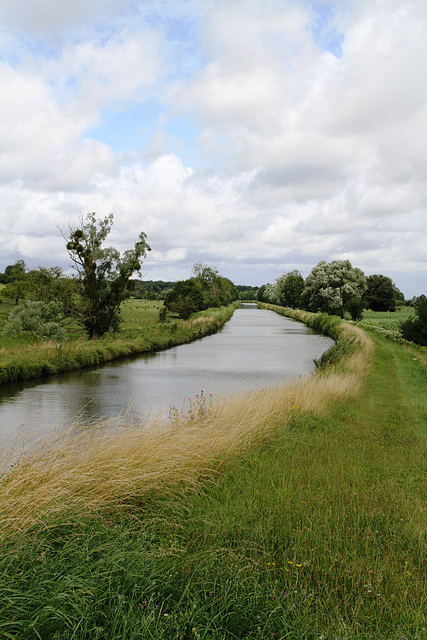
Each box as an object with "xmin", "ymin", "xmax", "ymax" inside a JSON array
[
  {"xmin": 360, "ymin": 308, "xmax": 414, "ymax": 329},
  {"xmin": 357, "ymin": 308, "xmax": 414, "ymax": 333},
  {"xmin": 0, "ymin": 309, "xmax": 426, "ymax": 638}
]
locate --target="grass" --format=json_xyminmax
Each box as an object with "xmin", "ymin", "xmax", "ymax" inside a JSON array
[
  {"xmin": 0, "ymin": 310, "xmax": 426, "ymax": 638},
  {"xmin": 0, "ymin": 300, "xmax": 238, "ymax": 384}
]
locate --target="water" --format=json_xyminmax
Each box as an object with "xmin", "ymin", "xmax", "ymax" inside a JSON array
[{"xmin": 0, "ymin": 304, "xmax": 333, "ymax": 445}]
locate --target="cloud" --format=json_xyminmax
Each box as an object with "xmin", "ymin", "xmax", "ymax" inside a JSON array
[
  {"xmin": 0, "ymin": 0, "xmax": 426, "ymax": 298},
  {"xmin": 0, "ymin": 0, "xmax": 129, "ymax": 38}
]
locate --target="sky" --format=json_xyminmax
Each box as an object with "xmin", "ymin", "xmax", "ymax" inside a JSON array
[{"xmin": 0, "ymin": 0, "xmax": 426, "ymax": 298}]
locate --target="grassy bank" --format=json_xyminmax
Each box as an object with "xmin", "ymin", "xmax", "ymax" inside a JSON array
[
  {"xmin": 0, "ymin": 300, "xmax": 238, "ymax": 385},
  {"xmin": 0, "ymin": 310, "xmax": 426, "ymax": 638}
]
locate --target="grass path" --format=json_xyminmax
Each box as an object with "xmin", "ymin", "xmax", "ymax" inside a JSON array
[{"xmin": 0, "ymin": 330, "xmax": 426, "ymax": 638}]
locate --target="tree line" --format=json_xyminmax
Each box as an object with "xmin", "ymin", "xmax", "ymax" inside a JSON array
[
  {"xmin": 0, "ymin": 213, "xmax": 425, "ymax": 346},
  {"xmin": 256, "ymin": 261, "xmax": 426, "ymax": 346}
]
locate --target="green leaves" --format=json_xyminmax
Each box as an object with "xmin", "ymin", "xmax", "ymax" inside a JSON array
[
  {"xmin": 302, "ymin": 260, "xmax": 367, "ymax": 317},
  {"xmin": 164, "ymin": 265, "xmax": 239, "ymax": 320},
  {"xmin": 3, "ymin": 301, "xmax": 67, "ymax": 345},
  {"xmin": 65, "ymin": 213, "xmax": 151, "ymax": 339}
]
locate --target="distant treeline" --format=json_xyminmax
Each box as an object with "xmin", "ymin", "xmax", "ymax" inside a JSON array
[{"xmin": 132, "ymin": 279, "xmax": 258, "ymax": 301}]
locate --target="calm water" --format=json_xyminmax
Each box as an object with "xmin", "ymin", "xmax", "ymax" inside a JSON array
[{"xmin": 0, "ymin": 304, "xmax": 333, "ymax": 445}]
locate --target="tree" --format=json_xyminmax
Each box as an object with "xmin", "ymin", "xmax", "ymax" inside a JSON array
[
  {"xmin": 345, "ymin": 296, "xmax": 364, "ymax": 321},
  {"xmin": 0, "ymin": 260, "xmax": 27, "ymax": 284},
  {"xmin": 301, "ymin": 260, "xmax": 367, "ymax": 317},
  {"xmin": 2, "ymin": 265, "xmax": 78, "ymax": 312},
  {"xmin": 256, "ymin": 284, "xmax": 267, "ymax": 302},
  {"xmin": 393, "ymin": 284, "xmax": 405, "ymax": 306},
  {"xmin": 164, "ymin": 264, "xmax": 239, "ymax": 320},
  {"xmin": 0, "ymin": 260, "xmax": 28, "ymax": 303},
  {"xmin": 262, "ymin": 283, "xmax": 280, "ymax": 305},
  {"xmin": 401, "ymin": 298, "xmax": 427, "ymax": 346},
  {"xmin": 3, "ymin": 301, "xmax": 67, "ymax": 345},
  {"xmin": 275, "ymin": 270, "xmax": 305, "ymax": 308},
  {"xmin": 164, "ymin": 278, "xmax": 205, "ymax": 320},
  {"xmin": 409, "ymin": 294, "xmax": 426, "ymax": 308},
  {"xmin": 27, "ymin": 267, "xmax": 78, "ymax": 312},
  {"xmin": 363, "ymin": 274, "xmax": 397, "ymax": 311},
  {"xmin": 64, "ymin": 212, "xmax": 150, "ymax": 339},
  {"xmin": 191, "ymin": 263, "xmax": 219, "ymax": 286}
]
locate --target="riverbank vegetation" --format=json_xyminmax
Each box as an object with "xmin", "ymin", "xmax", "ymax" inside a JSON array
[
  {"xmin": 1, "ymin": 309, "xmax": 426, "ymax": 638},
  {"xmin": 163, "ymin": 263, "xmax": 239, "ymax": 320},
  {"xmin": 257, "ymin": 261, "xmax": 426, "ymax": 346},
  {"xmin": 0, "ymin": 300, "xmax": 238, "ymax": 385},
  {"xmin": 2, "ymin": 250, "xmax": 426, "ymax": 348}
]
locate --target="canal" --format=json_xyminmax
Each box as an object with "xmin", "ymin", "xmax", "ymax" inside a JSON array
[{"xmin": 0, "ymin": 304, "xmax": 334, "ymax": 446}]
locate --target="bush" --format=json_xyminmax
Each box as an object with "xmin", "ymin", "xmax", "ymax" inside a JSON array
[
  {"xmin": 345, "ymin": 297, "xmax": 364, "ymax": 321},
  {"xmin": 3, "ymin": 301, "xmax": 67, "ymax": 345},
  {"xmin": 401, "ymin": 299, "xmax": 427, "ymax": 346}
]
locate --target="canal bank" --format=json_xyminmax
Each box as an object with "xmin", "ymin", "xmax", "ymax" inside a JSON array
[
  {"xmin": 0, "ymin": 303, "xmax": 334, "ymax": 443},
  {"xmin": 0, "ymin": 302, "xmax": 239, "ymax": 386}
]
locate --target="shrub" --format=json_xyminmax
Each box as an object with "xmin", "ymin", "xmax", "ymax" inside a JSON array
[
  {"xmin": 401, "ymin": 299, "xmax": 427, "ymax": 346},
  {"xmin": 345, "ymin": 297, "xmax": 364, "ymax": 321},
  {"xmin": 3, "ymin": 301, "xmax": 67, "ymax": 345}
]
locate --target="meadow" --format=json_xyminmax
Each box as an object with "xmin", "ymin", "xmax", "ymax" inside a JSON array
[{"xmin": 0, "ymin": 305, "xmax": 426, "ymax": 639}]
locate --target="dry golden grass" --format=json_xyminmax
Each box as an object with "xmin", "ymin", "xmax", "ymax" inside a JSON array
[{"xmin": 0, "ymin": 320, "xmax": 373, "ymax": 540}]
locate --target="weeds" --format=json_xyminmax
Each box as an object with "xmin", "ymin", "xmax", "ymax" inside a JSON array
[
  {"xmin": 313, "ymin": 336, "xmax": 357, "ymax": 369},
  {"xmin": 169, "ymin": 389, "xmax": 215, "ymax": 425}
]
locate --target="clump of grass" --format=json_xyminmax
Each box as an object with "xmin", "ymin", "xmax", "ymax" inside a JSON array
[{"xmin": 313, "ymin": 336, "xmax": 357, "ymax": 369}]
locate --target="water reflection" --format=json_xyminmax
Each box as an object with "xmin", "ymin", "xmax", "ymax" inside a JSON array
[{"xmin": 0, "ymin": 304, "xmax": 333, "ymax": 445}]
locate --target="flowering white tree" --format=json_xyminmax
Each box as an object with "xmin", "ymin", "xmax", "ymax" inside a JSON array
[
  {"xmin": 301, "ymin": 260, "xmax": 367, "ymax": 316},
  {"xmin": 262, "ymin": 282, "xmax": 281, "ymax": 304}
]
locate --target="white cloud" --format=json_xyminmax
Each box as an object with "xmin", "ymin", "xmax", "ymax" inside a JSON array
[{"xmin": 0, "ymin": 0, "xmax": 426, "ymax": 297}]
